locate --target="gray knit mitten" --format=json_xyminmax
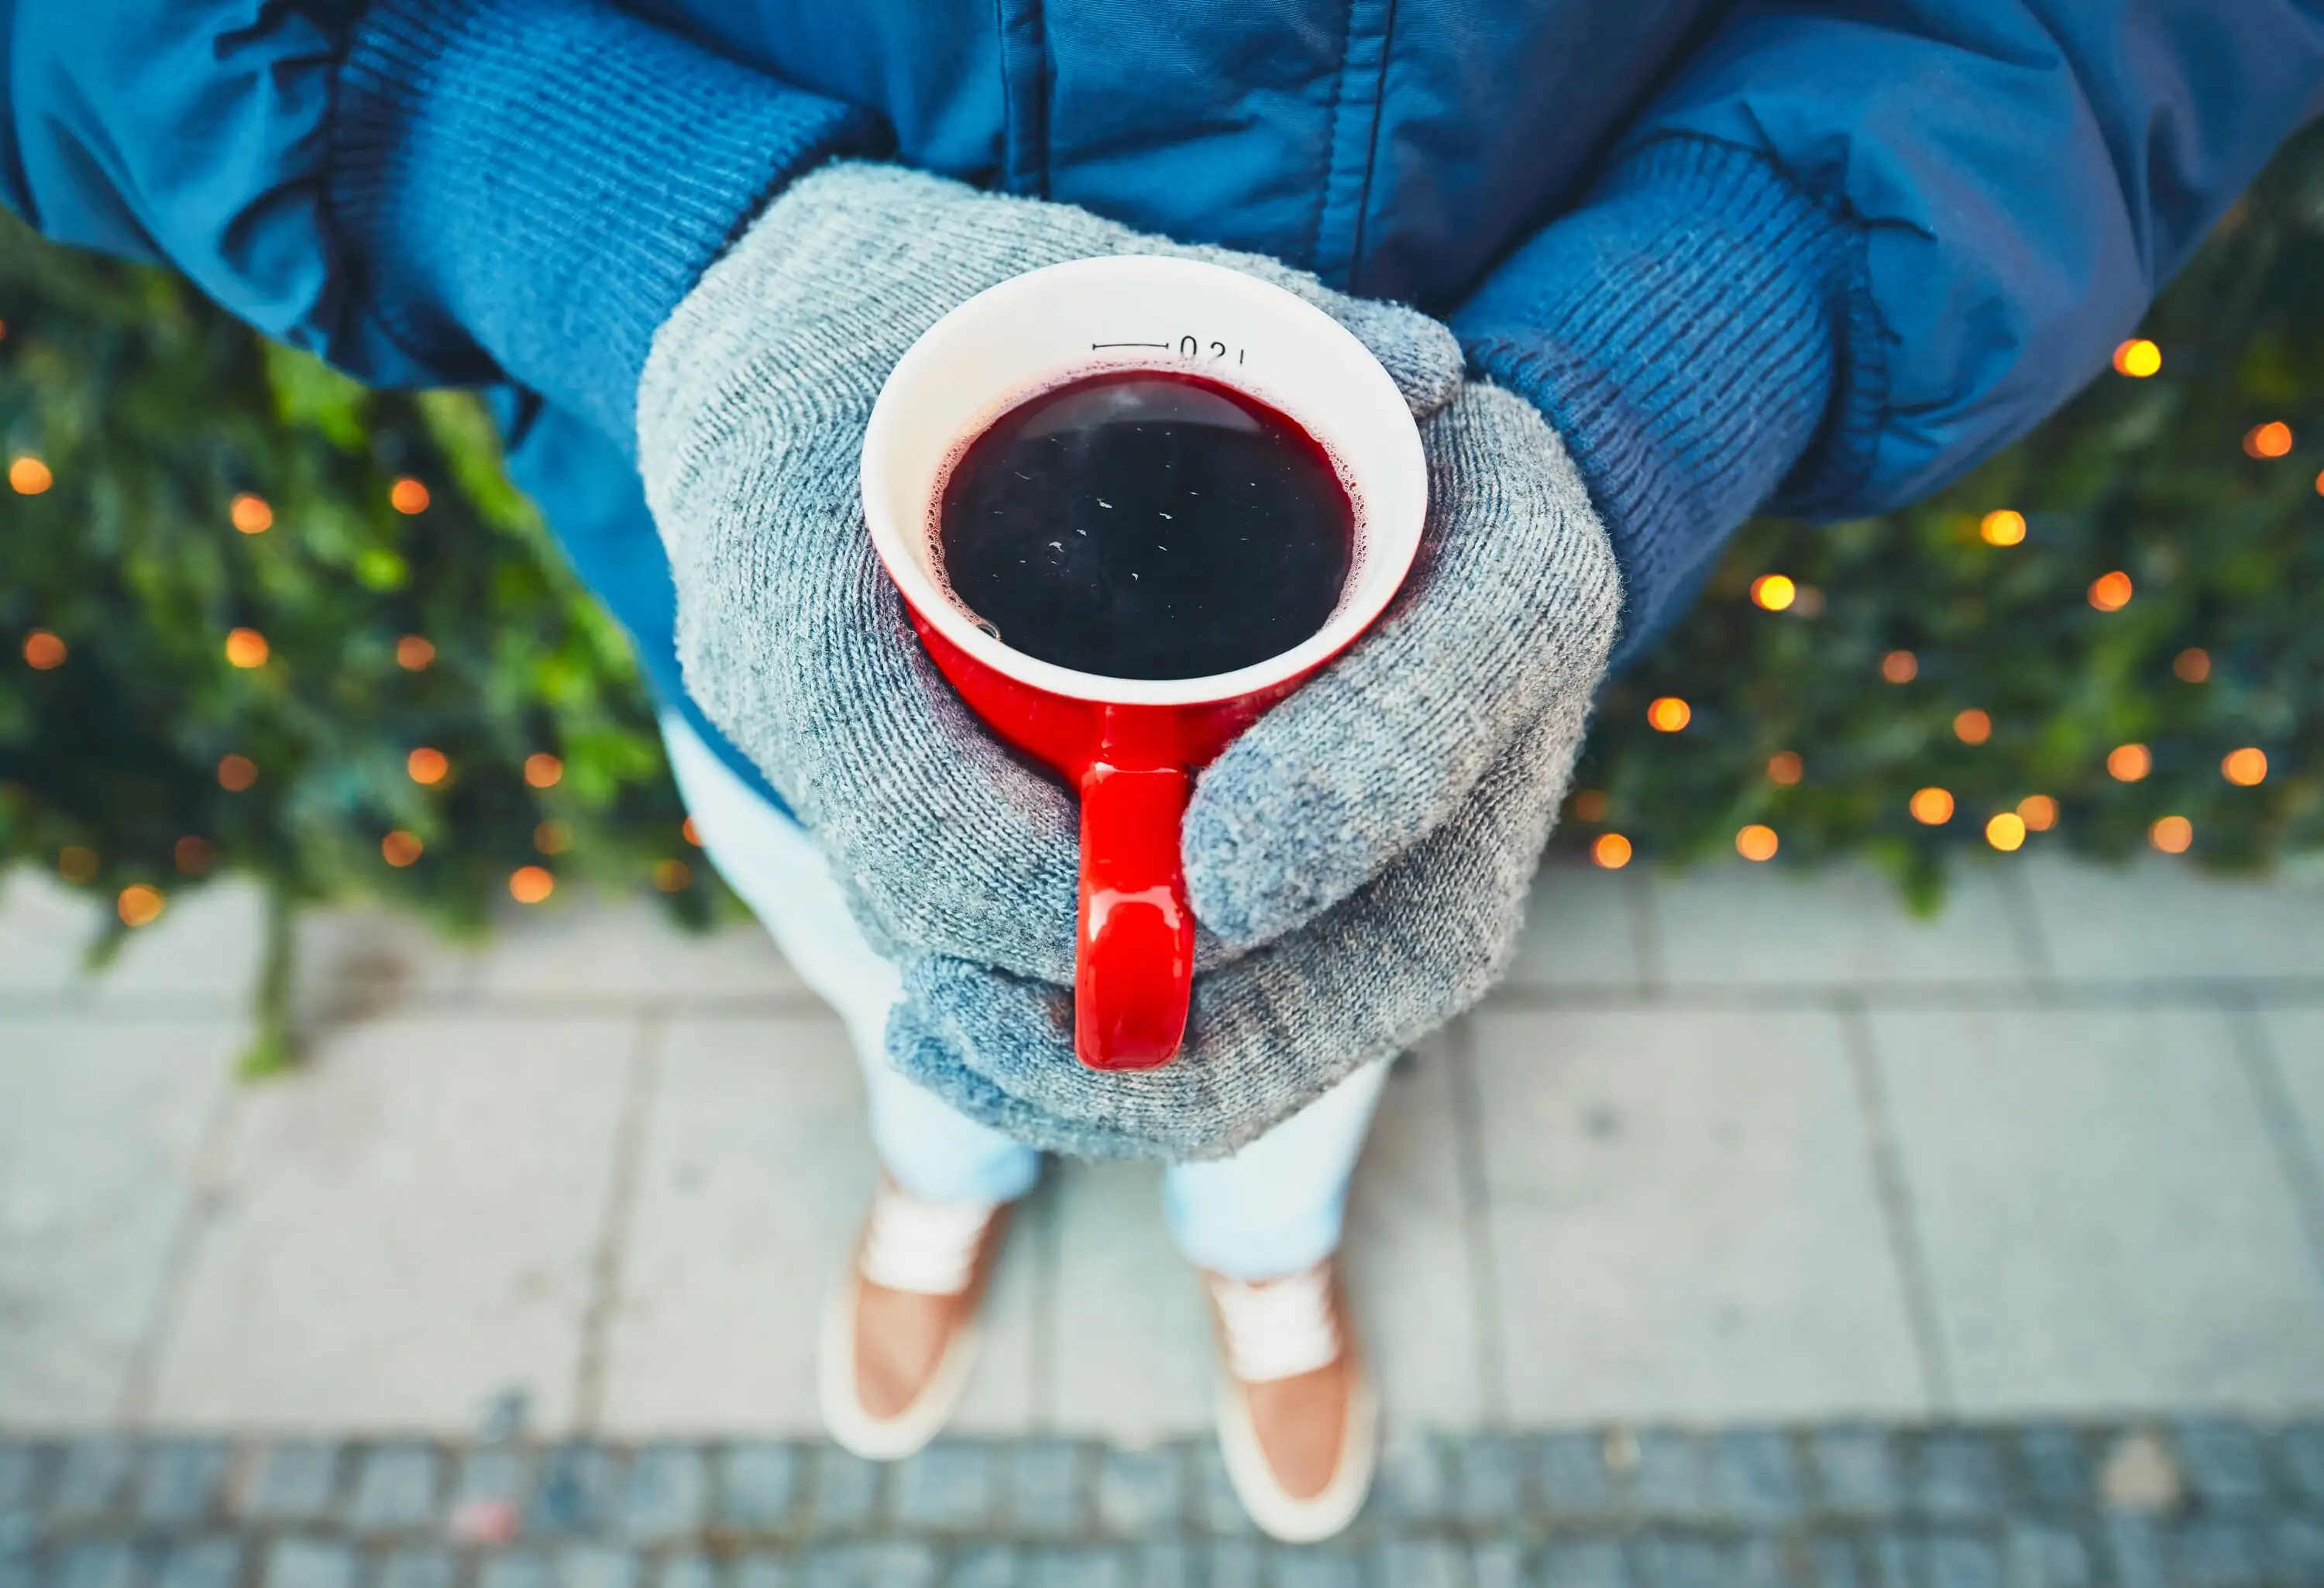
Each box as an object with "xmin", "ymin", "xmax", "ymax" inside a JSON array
[
  {"xmin": 889, "ymin": 383, "xmax": 1621, "ymax": 1159},
  {"xmin": 636, "ymin": 161, "xmax": 1463, "ymax": 982}
]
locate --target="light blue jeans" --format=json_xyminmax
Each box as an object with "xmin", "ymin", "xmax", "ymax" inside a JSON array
[{"xmin": 663, "ymin": 717, "xmax": 1387, "ymax": 1280}]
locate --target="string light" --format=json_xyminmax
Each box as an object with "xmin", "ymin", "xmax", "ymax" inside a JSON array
[
  {"xmin": 2111, "ymin": 339, "xmax": 2162, "ymax": 378},
  {"xmin": 1767, "ymin": 751, "xmax": 1803, "ymax": 785},
  {"xmin": 2107, "ymin": 744, "xmax": 2152, "ymax": 782},
  {"xmin": 1881, "ymin": 650, "xmax": 1917, "ymax": 683},
  {"xmin": 174, "ymin": 837, "xmax": 215, "ymax": 875},
  {"xmin": 2088, "ymin": 572, "xmax": 2133, "ymax": 611},
  {"xmin": 407, "ymin": 747, "xmax": 449, "ymax": 785},
  {"xmin": 2018, "ymin": 794, "xmax": 2058, "ymax": 831},
  {"xmin": 2315, "ymin": 467, "xmax": 2323, "ymax": 497},
  {"xmin": 382, "ymin": 830, "xmax": 424, "ymax": 867},
  {"xmin": 57, "ymin": 845, "xmax": 98, "ymax": 882},
  {"xmin": 1985, "ymin": 812, "xmax": 2027, "ymax": 851},
  {"xmin": 1954, "ymin": 710, "xmax": 1992, "ymax": 745},
  {"xmin": 510, "ymin": 865, "xmax": 555, "ymax": 904},
  {"xmin": 2223, "ymin": 748, "xmax": 2267, "ymax": 786},
  {"xmin": 1647, "ymin": 696, "xmax": 1691, "ymax": 732},
  {"xmin": 535, "ymin": 820, "xmax": 572, "ymax": 855},
  {"xmin": 390, "ymin": 477, "xmax": 431, "ymax": 514},
  {"xmin": 2243, "ymin": 421, "xmax": 2293, "ymax": 459},
  {"xmin": 217, "ymin": 754, "xmax": 258, "ymax": 792},
  {"xmin": 23, "ymin": 631, "xmax": 65, "ymax": 669},
  {"xmin": 1978, "ymin": 510, "xmax": 2027, "ymax": 545},
  {"xmin": 2174, "ymin": 648, "xmax": 2210, "ymax": 682},
  {"xmin": 2150, "ymin": 815, "xmax": 2193, "ymax": 854},
  {"xmin": 1749, "ymin": 574, "xmax": 1796, "ymax": 611},
  {"xmin": 116, "ymin": 885, "xmax": 164, "ymax": 927},
  {"xmin": 1910, "ymin": 787, "xmax": 1955, "ymax": 825},
  {"xmin": 524, "ymin": 754, "xmax": 563, "ymax": 789},
  {"xmin": 9, "ymin": 456, "xmax": 52, "ymax": 494},
  {"xmin": 681, "ymin": 818, "xmax": 703, "ymax": 847},
  {"xmin": 1735, "ymin": 824, "xmax": 1779, "ymax": 861},
  {"xmin": 1590, "ymin": 833, "xmax": 1633, "ymax": 869},
  {"xmin": 224, "ymin": 627, "xmax": 270, "ymax": 668},
  {"xmin": 230, "ymin": 493, "xmax": 273, "ymax": 534},
  {"xmin": 652, "ymin": 859, "xmax": 693, "ymax": 892}
]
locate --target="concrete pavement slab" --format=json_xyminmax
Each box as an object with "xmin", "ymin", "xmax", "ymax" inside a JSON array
[
  {"xmin": 0, "ymin": 1018, "xmax": 236, "ymax": 1424},
  {"xmin": 147, "ymin": 1017, "xmax": 638, "ymax": 1432},
  {"xmin": 2020, "ymin": 857, "xmax": 2324, "ymax": 982},
  {"xmin": 1651, "ymin": 862, "xmax": 2033, "ymax": 989},
  {"xmin": 1872, "ymin": 1006, "xmax": 2324, "ymax": 1412},
  {"xmin": 1470, "ymin": 1008, "xmax": 1928, "ymax": 1422}
]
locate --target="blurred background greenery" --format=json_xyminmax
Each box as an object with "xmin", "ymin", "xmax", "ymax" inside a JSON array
[{"xmin": 4, "ymin": 125, "xmax": 2321, "ymax": 1066}]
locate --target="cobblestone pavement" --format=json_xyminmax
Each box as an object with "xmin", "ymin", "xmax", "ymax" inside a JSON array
[{"xmin": 4, "ymin": 1425, "xmax": 2324, "ymax": 1588}]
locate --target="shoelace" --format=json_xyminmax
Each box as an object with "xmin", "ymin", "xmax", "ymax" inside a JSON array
[
  {"xmin": 859, "ymin": 1186, "xmax": 996, "ymax": 1297},
  {"xmin": 1209, "ymin": 1265, "xmax": 1342, "ymax": 1383}
]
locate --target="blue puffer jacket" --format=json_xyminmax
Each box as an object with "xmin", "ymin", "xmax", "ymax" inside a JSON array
[{"xmin": 6, "ymin": 0, "xmax": 2322, "ymax": 801}]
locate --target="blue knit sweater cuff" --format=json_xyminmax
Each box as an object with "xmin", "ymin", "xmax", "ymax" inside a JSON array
[
  {"xmin": 1450, "ymin": 136, "xmax": 1865, "ymax": 664},
  {"xmin": 330, "ymin": 0, "xmax": 884, "ymax": 448}
]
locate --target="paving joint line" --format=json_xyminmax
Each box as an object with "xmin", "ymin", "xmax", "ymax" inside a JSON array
[
  {"xmin": 1836, "ymin": 994, "xmax": 1955, "ymax": 1417},
  {"xmin": 115, "ymin": 1043, "xmax": 246, "ymax": 1428},
  {"xmin": 2225, "ymin": 999, "xmax": 2324, "ymax": 1301},
  {"xmin": 573, "ymin": 1011, "xmax": 668, "ymax": 1432},
  {"xmin": 1441, "ymin": 1017, "xmax": 1509, "ymax": 1425}
]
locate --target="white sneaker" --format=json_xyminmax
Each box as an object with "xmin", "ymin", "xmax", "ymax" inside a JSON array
[
  {"xmin": 1202, "ymin": 1260, "xmax": 1378, "ymax": 1542},
  {"xmin": 818, "ymin": 1179, "xmax": 1011, "ymax": 1461}
]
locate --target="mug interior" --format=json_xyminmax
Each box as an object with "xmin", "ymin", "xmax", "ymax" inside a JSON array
[{"xmin": 861, "ymin": 256, "xmax": 1428, "ymax": 708}]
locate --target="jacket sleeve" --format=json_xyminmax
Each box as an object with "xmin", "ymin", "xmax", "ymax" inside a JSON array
[
  {"xmin": 1451, "ymin": 2, "xmax": 2324, "ymax": 662},
  {"xmin": 1, "ymin": 0, "xmax": 884, "ymax": 441}
]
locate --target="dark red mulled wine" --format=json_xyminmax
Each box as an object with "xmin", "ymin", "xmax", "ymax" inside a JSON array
[{"xmin": 936, "ymin": 371, "xmax": 1353, "ymax": 680}]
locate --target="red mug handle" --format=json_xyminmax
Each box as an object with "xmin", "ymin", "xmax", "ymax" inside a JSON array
[{"xmin": 1074, "ymin": 760, "xmax": 1195, "ymax": 1070}]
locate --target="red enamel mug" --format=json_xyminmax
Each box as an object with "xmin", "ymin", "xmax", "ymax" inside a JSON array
[{"xmin": 860, "ymin": 256, "xmax": 1428, "ymax": 1071}]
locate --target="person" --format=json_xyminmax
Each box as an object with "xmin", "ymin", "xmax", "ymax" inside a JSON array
[{"xmin": 7, "ymin": 0, "xmax": 2319, "ymax": 1541}]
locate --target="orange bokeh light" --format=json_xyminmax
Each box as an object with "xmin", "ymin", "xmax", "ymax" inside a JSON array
[
  {"xmin": 1985, "ymin": 813, "xmax": 2027, "ymax": 851},
  {"xmin": 390, "ymin": 477, "xmax": 431, "ymax": 514},
  {"xmin": 396, "ymin": 634, "xmax": 436, "ymax": 670},
  {"xmin": 2174, "ymin": 648, "xmax": 2211, "ymax": 682},
  {"xmin": 382, "ymin": 830, "xmax": 424, "ymax": 868},
  {"xmin": 1881, "ymin": 650, "xmax": 1918, "ymax": 683},
  {"xmin": 653, "ymin": 859, "xmax": 694, "ymax": 892},
  {"xmin": 23, "ymin": 630, "xmax": 65, "ymax": 670},
  {"xmin": 510, "ymin": 865, "xmax": 555, "ymax": 904},
  {"xmin": 1750, "ymin": 574, "xmax": 1796, "ymax": 611},
  {"xmin": 2223, "ymin": 748, "xmax": 2267, "ymax": 786},
  {"xmin": 2088, "ymin": 571, "xmax": 2133, "ymax": 612},
  {"xmin": 2018, "ymin": 794, "xmax": 2059, "ymax": 831},
  {"xmin": 2112, "ymin": 339, "xmax": 2161, "ymax": 378},
  {"xmin": 1767, "ymin": 751, "xmax": 1803, "ymax": 786},
  {"xmin": 2150, "ymin": 815, "xmax": 2193, "ymax": 854},
  {"xmin": 1978, "ymin": 510, "xmax": 2027, "ymax": 546},
  {"xmin": 1953, "ymin": 709, "xmax": 1992, "ymax": 745},
  {"xmin": 217, "ymin": 754, "xmax": 258, "ymax": 792},
  {"xmin": 224, "ymin": 627, "xmax": 270, "ymax": 668},
  {"xmin": 230, "ymin": 493, "xmax": 273, "ymax": 534},
  {"xmin": 9, "ymin": 455, "xmax": 53, "ymax": 495},
  {"xmin": 1647, "ymin": 696, "xmax": 1691, "ymax": 732},
  {"xmin": 681, "ymin": 817, "xmax": 703, "ymax": 847},
  {"xmin": 1590, "ymin": 832, "xmax": 1633, "ymax": 869},
  {"xmin": 524, "ymin": 753, "xmax": 564, "ymax": 789},
  {"xmin": 1735, "ymin": 824, "xmax": 1779, "ymax": 862},
  {"xmin": 116, "ymin": 885, "xmax": 164, "ymax": 928},
  {"xmin": 1910, "ymin": 787, "xmax": 1955, "ymax": 825},
  {"xmin": 2243, "ymin": 421, "xmax": 2293, "ymax": 459},
  {"xmin": 2107, "ymin": 743, "xmax": 2152, "ymax": 782},
  {"xmin": 1569, "ymin": 789, "xmax": 1608, "ymax": 822},
  {"xmin": 407, "ymin": 747, "xmax": 449, "ymax": 785}
]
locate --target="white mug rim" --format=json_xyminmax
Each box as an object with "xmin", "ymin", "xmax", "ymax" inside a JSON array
[{"xmin": 859, "ymin": 256, "xmax": 1428, "ymax": 708}]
